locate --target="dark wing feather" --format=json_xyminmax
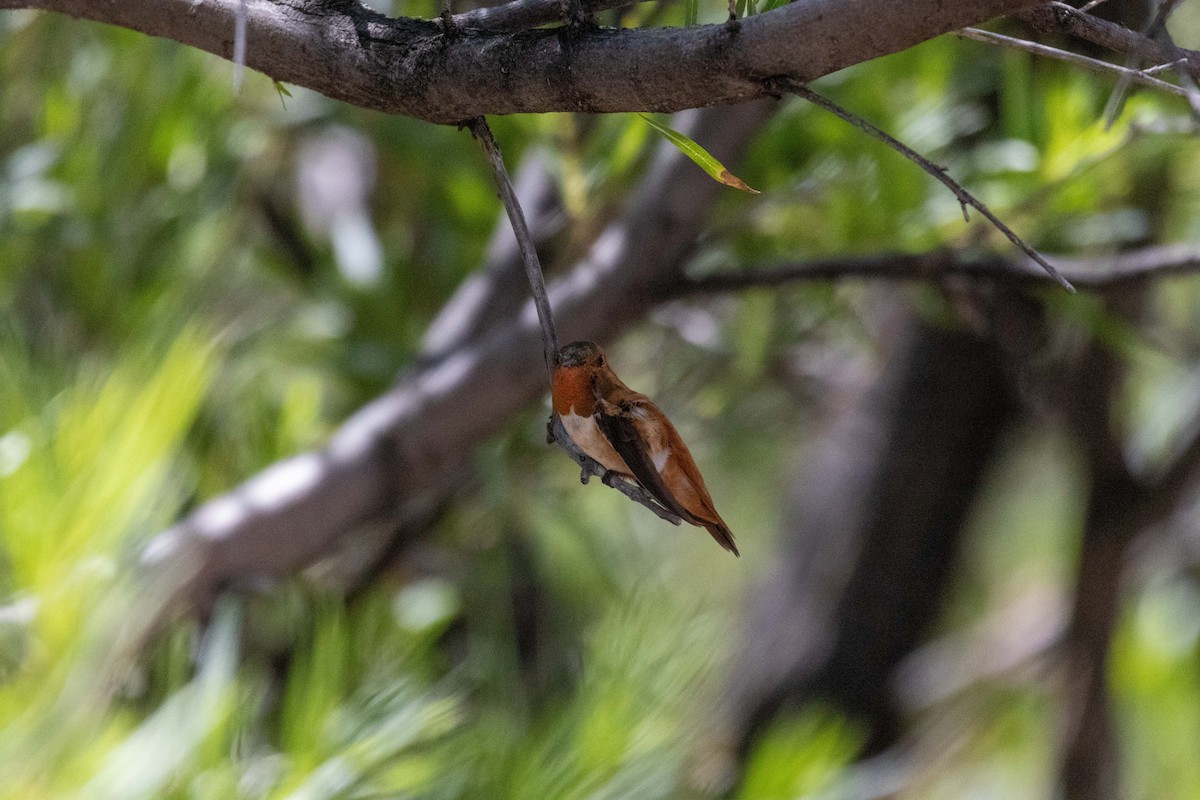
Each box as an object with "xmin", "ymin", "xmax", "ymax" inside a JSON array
[{"xmin": 595, "ymin": 406, "xmax": 699, "ymax": 525}]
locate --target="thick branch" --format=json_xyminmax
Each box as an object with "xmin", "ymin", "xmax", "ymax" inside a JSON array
[
  {"xmin": 1019, "ymin": 2, "xmax": 1200, "ymax": 82},
  {"xmin": 0, "ymin": 0, "xmax": 1039, "ymax": 123},
  {"xmin": 702, "ymin": 307, "xmax": 1023, "ymax": 789}
]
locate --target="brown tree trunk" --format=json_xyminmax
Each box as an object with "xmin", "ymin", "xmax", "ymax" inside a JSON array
[{"xmin": 704, "ymin": 293, "xmax": 1027, "ymax": 787}]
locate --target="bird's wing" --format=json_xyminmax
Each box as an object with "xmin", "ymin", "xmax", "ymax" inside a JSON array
[{"xmin": 594, "ymin": 398, "xmax": 699, "ymax": 524}]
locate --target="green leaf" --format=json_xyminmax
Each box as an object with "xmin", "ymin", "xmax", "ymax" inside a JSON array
[
  {"xmin": 273, "ymin": 80, "xmax": 292, "ymax": 108},
  {"xmin": 638, "ymin": 114, "xmax": 760, "ymax": 194}
]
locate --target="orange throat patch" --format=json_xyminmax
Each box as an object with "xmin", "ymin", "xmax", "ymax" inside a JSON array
[{"xmin": 552, "ymin": 366, "xmax": 596, "ymax": 416}]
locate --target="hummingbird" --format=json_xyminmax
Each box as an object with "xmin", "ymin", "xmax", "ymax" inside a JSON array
[{"xmin": 551, "ymin": 341, "xmax": 738, "ymax": 556}]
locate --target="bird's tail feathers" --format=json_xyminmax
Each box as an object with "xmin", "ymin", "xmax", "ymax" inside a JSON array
[{"xmin": 705, "ymin": 521, "xmax": 739, "ymax": 557}]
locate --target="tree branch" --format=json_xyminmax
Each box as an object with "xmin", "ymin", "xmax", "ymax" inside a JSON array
[
  {"xmin": 1097, "ymin": 0, "xmax": 1200, "ymax": 128},
  {"xmin": 781, "ymin": 81, "xmax": 1074, "ymax": 290},
  {"xmin": 419, "ymin": 148, "xmax": 565, "ymax": 360},
  {"xmin": 958, "ymin": 26, "xmax": 1192, "ymax": 100},
  {"xmin": 466, "ymin": 117, "xmax": 559, "ymax": 376},
  {"xmin": 1018, "ymin": 2, "xmax": 1200, "ymax": 83},
  {"xmin": 0, "ymin": 0, "xmax": 1039, "ymax": 123},
  {"xmin": 677, "ymin": 244, "xmax": 1200, "ymax": 293}
]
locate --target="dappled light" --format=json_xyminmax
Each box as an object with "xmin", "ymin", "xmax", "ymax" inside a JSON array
[{"xmin": 3, "ymin": 1, "xmax": 1200, "ymax": 798}]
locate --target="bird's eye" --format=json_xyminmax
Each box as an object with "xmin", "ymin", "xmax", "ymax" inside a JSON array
[{"xmin": 595, "ymin": 356, "xmax": 604, "ymax": 367}]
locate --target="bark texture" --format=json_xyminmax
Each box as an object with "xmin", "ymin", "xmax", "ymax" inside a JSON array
[{"xmin": 0, "ymin": 0, "xmax": 1038, "ymax": 123}]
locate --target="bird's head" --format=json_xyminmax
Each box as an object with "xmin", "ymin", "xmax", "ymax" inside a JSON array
[{"xmin": 556, "ymin": 340, "xmax": 608, "ymax": 370}]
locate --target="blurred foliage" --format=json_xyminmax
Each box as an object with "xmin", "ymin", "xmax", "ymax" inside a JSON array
[{"xmin": 2, "ymin": 2, "xmax": 1200, "ymax": 798}]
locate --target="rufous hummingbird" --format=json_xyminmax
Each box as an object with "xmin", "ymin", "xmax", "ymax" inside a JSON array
[{"xmin": 551, "ymin": 341, "xmax": 738, "ymax": 556}]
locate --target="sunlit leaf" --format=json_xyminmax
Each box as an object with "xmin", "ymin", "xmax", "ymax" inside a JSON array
[
  {"xmin": 274, "ymin": 80, "xmax": 292, "ymax": 108},
  {"xmin": 638, "ymin": 114, "xmax": 760, "ymax": 193}
]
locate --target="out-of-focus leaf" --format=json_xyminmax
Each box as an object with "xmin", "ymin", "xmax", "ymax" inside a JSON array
[
  {"xmin": 684, "ymin": 0, "xmax": 698, "ymax": 26},
  {"xmin": 274, "ymin": 80, "xmax": 292, "ymax": 107},
  {"xmin": 638, "ymin": 114, "xmax": 761, "ymax": 194}
]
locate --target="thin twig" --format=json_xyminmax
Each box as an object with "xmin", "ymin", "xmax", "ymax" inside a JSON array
[
  {"xmin": 958, "ymin": 27, "xmax": 1191, "ymax": 99},
  {"xmin": 232, "ymin": 0, "xmax": 246, "ymax": 92},
  {"xmin": 466, "ymin": 116, "xmax": 683, "ymax": 526},
  {"xmin": 467, "ymin": 117, "xmax": 560, "ymax": 377},
  {"xmin": 781, "ymin": 80, "xmax": 1075, "ymax": 292},
  {"xmin": 1144, "ymin": 59, "xmax": 1188, "ymax": 76}
]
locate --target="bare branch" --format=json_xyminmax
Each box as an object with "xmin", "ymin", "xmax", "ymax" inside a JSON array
[
  {"xmin": 233, "ymin": 0, "xmax": 247, "ymax": 91},
  {"xmin": 1019, "ymin": 2, "xmax": 1200, "ymax": 83},
  {"xmin": 677, "ymin": 245, "xmax": 1200, "ymax": 293},
  {"xmin": 957, "ymin": 27, "xmax": 1192, "ymax": 99},
  {"xmin": 449, "ymin": 0, "xmax": 597, "ymax": 31},
  {"xmin": 780, "ymin": 81, "xmax": 1075, "ymax": 291},
  {"xmin": 467, "ymin": 118, "xmax": 559, "ymax": 377},
  {"xmin": 1099, "ymin": 0, "xmax": 1200, "ymax": 128},
  {"xmin": 0, "ymin": 0, "xmax": 1040, "ymax": 124},
  {"xmin": 450, "ymin": 0, "xmax": 651, "ymax": 32},
  {"xmin": 420, "ymin": 149, "xmax": 565, "ymax": 360}
]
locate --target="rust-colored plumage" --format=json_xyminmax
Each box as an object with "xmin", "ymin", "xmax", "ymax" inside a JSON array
[{"xmin": 551, "ymin": 341, "xmax": 738, "ymax": 556}]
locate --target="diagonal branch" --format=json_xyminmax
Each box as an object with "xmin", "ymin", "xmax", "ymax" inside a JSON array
[
  {"xmin": 467, "ymin": 118, "xmax": 559, "ymax": 376},
  {"xmin": 1018, "ymin": 2, "xmax": 1200, "ymax": 83},
  {"xmin": 1137, "ymin": 405, "xmax": 1200, "ymax": 529},
  {"xmin": 780, "ymin": 81, "xmax": 1074, "ymax": 291},
  {"xmin": 957, "ymin": 27, "xmax": 1192, "ymax": 99},
  {"xmin": 0, "ymin": 0, "xmax": 1041, "ymax": 124},
  {"xmin": 1097, "ymin": 0, "xmax": 1200, "ymax": 127}
]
